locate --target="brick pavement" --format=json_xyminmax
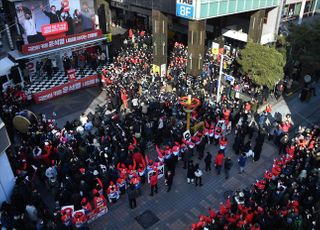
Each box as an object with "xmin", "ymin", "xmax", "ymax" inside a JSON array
[
  {"xmin": 89, "ymin": 135, "xmax": 278, "ymax": 230},
  {"xmin": 29, "ymin": 84, "xmax": 320, "ymax": 230}
]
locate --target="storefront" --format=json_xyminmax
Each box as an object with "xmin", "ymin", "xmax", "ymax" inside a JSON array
[{"xmin": 8, "ymin": 0, "xmax": 112, "ymax": 103}]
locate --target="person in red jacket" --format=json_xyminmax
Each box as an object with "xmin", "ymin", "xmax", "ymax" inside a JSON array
[
  {"xmin": 93, "ymin": 192, "xmax": 107, "ymax": 214},
  {"xmin": 81, "ymin": 197, "xmax": 92, "ymax": 216},
  {"xmin": 149, "ymin": 168, "xmax": 158, "ymax": 196},
  {"xmin": 219, "ymin": 136, "xmax": 228, "ymax": 151},
  {"xmin": 214, "ymin": 150, "xmax": 225, "ymax": 175}
]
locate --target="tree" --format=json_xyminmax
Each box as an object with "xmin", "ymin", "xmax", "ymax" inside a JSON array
[
  {"xmin": 237, "ymin": 42, "xmax": 286, "ymax": 89},
  {"xmin": 287, "ymin": 19, "xmax": 320, "ymax": 68}
]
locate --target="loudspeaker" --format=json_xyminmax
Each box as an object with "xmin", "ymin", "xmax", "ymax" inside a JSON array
[{"xmin": 10, "ymin": 66, "xmax": 21, "ymax": 84}]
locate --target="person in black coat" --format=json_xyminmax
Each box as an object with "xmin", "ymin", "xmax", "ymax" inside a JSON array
[
  {"xmin": 40, "ymin": 4, "xmax": 64, "ymax": 24},
  {"xmin": 197, "ymin": 138, "xmax": 206, "ymax": 160},
  {"xmin": 187, "ymin": 161, "xmax": 195, "ymax": 184},
  {"xmin": 224, "ymin": 157, "xmax": 233, "ymax": 179},
  {"xmin": 253, "ymin": 143, "xmax": 263, "ymax": 161},
  {"xmin": 127, "ymin": 184, "xmax": 137, "ymax": 209},
  {"xmin": 204, "ymin": 152, "xmax": 212, "ymax": 171},
  {"xmin": 183, "ymin": 148, "xmax": 193, "ymax": 169},
  {"xmin": 165, "ymin": 170, "xmax": 174, "ymax": 192}
]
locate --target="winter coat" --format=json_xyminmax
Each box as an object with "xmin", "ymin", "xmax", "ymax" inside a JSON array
[
  {"xmin": 127, "ymin": 187, "xmax": 136, "ymax": 200},
  {"xmin": 204, "ymin": 153, "xmax": 212, "ymax": 164},
  {"xmin": 215, "ymin": 153, "xmax": 224, "ymax": 166},
  {"xmin": 150, "ymin": 171, "xmax": 158, "ymax": 186},
  {"xmin": 238, "ymin": 156, "xmax": 247, "ymax": 167},
  {"xmin": 187, "ymin": 165, "xmax": 196, "ymax": 178},
  {"xmin": 224, "ymin": 159, "xmax": 233, "ymax": 170}
]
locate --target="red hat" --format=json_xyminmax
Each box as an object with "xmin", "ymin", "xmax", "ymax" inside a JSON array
[
  {"xmin": 79, "ymin": 168, "xmax": 85, "ymax": 174},
  {"xmin": 256, "ymin": 180, "xmax": 266, "ymax": 190},
  {"xmin": 128, "ymin": 144, "xmax": 135, "ymax": 151},
  {"xmin": 81, "ymin": 197, "xmax": 87, "ymax": 204}
]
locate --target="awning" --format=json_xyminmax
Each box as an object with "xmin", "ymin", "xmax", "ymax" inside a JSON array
[
  {"xmin": 8, "ymin": 37, "xmax": 106, "ymax": 61},
  {"xmin": 222, "ymin": 28, "xmax": 248, "ymax": 43},
  {"xmin": 0, "ymin": 57, "xmax": 16, "ymax": 76}
]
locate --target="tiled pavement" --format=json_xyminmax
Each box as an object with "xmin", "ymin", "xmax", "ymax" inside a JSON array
[
  {"xmin": 29, "ymin": 84, "xmax": 320, "ymax": 230},
  {"xmin": 89, "ymin": 137, "xmax": 278, "ymax": 230}
]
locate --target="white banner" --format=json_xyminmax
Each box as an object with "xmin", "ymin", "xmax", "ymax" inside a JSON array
[{"xmin": 147, "ymin": 164, "xmax": 165, "ymax": 183}]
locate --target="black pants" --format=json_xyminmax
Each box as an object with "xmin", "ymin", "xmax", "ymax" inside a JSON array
[
  {"xmin": 205, "ymin": 163, "xmax": 211, "ymax": 171},
  {"xmin": 129, "ymin": 198, "xmax": 136, "ymax": 209},
  {"xmin": 183, "ymin": 160, "xmax": 188, "ymax": 169},
  {"xmin": 214, "ymin": 137, "xmax": 219, "ymax": 146},
  {"xmin": 195, "ymin": 177, "xmax": 202, "ymax": 186},
  {"xmin": 150, "ymin": 184, "xmax": 158, "ymax": 195},
  {"xmin": 225, "ymin": 169, "xmax": 230, "ymax": 179},
  {"xmin": 167, "ymin": 183, "xmax": 172, "ymax": 192}
]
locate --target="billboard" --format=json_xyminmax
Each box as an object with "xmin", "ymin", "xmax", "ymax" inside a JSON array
[{"xmin": 15, "ymin": 0, "xmax": 100, "ymax": 53}]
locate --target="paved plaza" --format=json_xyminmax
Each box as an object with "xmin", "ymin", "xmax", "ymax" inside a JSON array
[{"xmin": 30, "ymin": 84, "xmax": 320, "ymax": 230}]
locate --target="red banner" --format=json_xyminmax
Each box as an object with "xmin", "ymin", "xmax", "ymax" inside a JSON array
[
  {"xmin": 33, "ymin": 74, "xmax": 100, "ymax": 103},
  {"xmin": 67, "ymin": 69, "xmax": 76, "ymax": 81},
  {"xmin": 22, "ymin": 30, "xmax": 103, "ymax": 54},
  {"xmin": 41, "ymin": 22, "xmax": 68, "ymax": 36}
]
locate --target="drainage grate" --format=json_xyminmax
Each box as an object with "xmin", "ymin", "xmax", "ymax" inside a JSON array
[{"xmin": 135, "ymin": 210, "xmax": 160, "ymax": 229}]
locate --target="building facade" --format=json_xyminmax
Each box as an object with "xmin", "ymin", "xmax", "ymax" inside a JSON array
[
  {"xmin": 280, "ymin": 0, "xmax": 319, "ymax": 24},
  {"xmin": 0, "ymin": 118, "xmax": 15, "ymax": 204}
]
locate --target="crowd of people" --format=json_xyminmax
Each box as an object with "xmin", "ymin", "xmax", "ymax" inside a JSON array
[
  {"xmin": 191, "ymin": 125, "xmax": 320, "ymax": 230},
  {"xmin": 0, "ymin": 29, "xmax": 318, "ymax": 230}
]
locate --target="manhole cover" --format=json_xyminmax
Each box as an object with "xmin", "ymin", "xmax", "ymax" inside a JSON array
[
  {"xmin": 135, "ymin": 210, "xmax": 159, "ymax": 229},
  {"xmin": 223, "ymin": 190, "xmax": 233, "ymax": 199}
]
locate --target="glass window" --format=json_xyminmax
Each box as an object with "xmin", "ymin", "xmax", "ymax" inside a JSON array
[
  {"xmin": 282, "ymin": 5, "xmax": 288, "ymax": 18},
  {"xmin": 288, "ymin": 4, "xmax": 295, "ymax": 18},
  {"xmin": 228, "ymin": 0, "xmax": 237, "ymax": 13},
  {"xmin": 304, "ymin": 0, "xmax": 314, "ymax": 14},
  {"xmin": 219, "ymin": 0, "xmax": 229, "ymax": 15}
]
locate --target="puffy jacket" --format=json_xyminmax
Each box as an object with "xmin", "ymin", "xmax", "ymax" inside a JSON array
[
  {"xmin": 150, "ymin": 171, "xmax": 158, "ymax": 186},
  {"xmin": 215, "ymin": 153, "xmax": 224, "ymax": 166}
]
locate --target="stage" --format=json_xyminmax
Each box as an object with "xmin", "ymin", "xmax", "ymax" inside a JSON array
[{"xmin": 27, "ymin": 66, "xmax": 105, "ymax": 103}]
